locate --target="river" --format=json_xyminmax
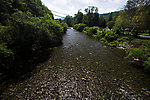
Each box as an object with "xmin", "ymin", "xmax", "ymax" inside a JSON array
[{"xmin": 1, "ymin": 28, "xmax": 150, "ymax": 99}]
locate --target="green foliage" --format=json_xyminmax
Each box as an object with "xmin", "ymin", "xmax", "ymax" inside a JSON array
[
  {"xmin": 143, "ymin": 57, "xmax": 150, "ymax": 71},
  {"xmin": 107, "ymin": 42, "xmax": 118, "ymax": 47},
  {"xmin": 107, "ymin": 21, "xmax": 115, "ymax": 29},
  {"xmin": 108, "ymin": 13, "xmax": 113, "ymax": 21},
  {"xmin": 73, "ymin": 23, "xmax": 86, "ymax": 32},
  {"xmin": 93, "ymin": 13, "xmax": 99, "ymax": 26},
  {"xmin": 0, "ymin": 44, "xmax": 14, "ymax": 71},
  {"xmin": 2, "ymin": 10, "xmax": 65, "ymax": 51},
  {"xmin": 73, "ymin": 7, "xmax": 118, "ymax": 28},
  {"xmin": 104, "ymin": 29, "xmax": 119, "ymax": 42},
  {"xmin": 128, "ymin": 48, "xmax": 148, "ymax": 60},
  {"xmin": 0, "ymin": 0, "xmax": 54, "ymax": 25},
  {"xmin": 93, "ymin": 30, "xmax": 105, "ymax": 39},
  {"xmin": 64, "ymin": 15, "xmax": 73, "ymax": 27},
  {"xmin": 84, "ymin": 6, "xmax": 99, "ymax": 27},
  {"xmin": 99, "ymin": 15, "xmax": 106, "ymax": 28},
  {"xmin": 82, "ymin": 27, "xmax": 89, "ymax": 34},
  {"xmin": 60, "ymin": 22, "xmax": 68, "ymax": 33},
  {"xmin": 89, "ymin": 26, "xmax": 100, "ymax": 35},
  {"xmin": 83, "ymin": 27, "xmax": 119, "ymax": 43},
  {"xmin": 91, "ymin": 28, "xmax": 119, "ymax": 42},
  {"xmin": 83, "ymin": 26, "xmax": 100, "ymax": 36},
  {"xmin": 114, "ymin": 0, "xmax": 150, "ymax": 36},
  {"xmin": 74, "ymin": 10, "xmax": 83, "ymax": 24},
  {"xmin": 112, "ymin": 25, "xmax": 121, "ymax": 35},
  {"xmin": 116, "ymin": 37, "xmax": 130, "ymax": 43},
  {"xmin": 0, "ymin": 0, "xmax": 67, "ymax": 73},
  {"xmin": 115, "ymin": 11, "xmax": 131, "ymax": 31}
]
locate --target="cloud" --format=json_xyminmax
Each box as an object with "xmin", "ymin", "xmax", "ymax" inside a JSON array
[{"xmin": 41, "ymin": 0, "xmax": 128, "ymax": 18}]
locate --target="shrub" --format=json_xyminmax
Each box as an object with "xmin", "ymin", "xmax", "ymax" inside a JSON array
[
  {"xmin": 107, "ymin": 21, "xmax": 115, "ymax": 29},
  {"xmin": 104, "ymin": 29, "xmax": 119, "ymax": 42},
  {"xmin": 143, "ymin": 57, "xmax": 150, "ymax": 71},
  {"xmin": 0, "ymin": 44, "xmax": 14, "ymax": 71},
  {"xmin": 83, "ymin": 27, "xmax": 90, "ymax": 35},
  {"xmin": 117, "ymin": 37, "xmax": 129, "ymax": 43},
  {"xmin": 112, "ymin": 26, "xmax": 121, "ymax": 35},
  {"xmin": 89, "ymin": 26, "xmax": 100, "ymax": 34},
  {"xmin": 108, "ymin": 42, "xmax": 117, "ymax": 47},
  {"xmin": 83, "ymin": 26, "xmax": 100, "ymax": 36},
  {"xmin": 128, "ymin": 48, "xmax": 148, "ymax": 60},
  {"xmin": 73, "ymin": 23, "xmax": 86, "ymax": 32},
  {"xmin": 60, "ymin": 22, "xmax": 68, "ymax": 33},
  {"xmin": 101, "ymin": 38, "xmax": 107, "ymax": 42}
]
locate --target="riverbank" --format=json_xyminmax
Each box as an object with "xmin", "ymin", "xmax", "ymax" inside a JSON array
[
  {"xmin": 73, "ymin": 24, "xmax": 150, "ymax": 72},
  {"xmin": 0, "ymin": 48, "xmax": 54, "ymax": 95}
]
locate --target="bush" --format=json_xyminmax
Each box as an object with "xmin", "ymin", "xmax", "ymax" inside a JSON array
[
  {"xmin": 73, "ymin": 23, "xmax": 86, "ymax": 32},
  {"xmin": 99, "ymin": 28, "xmax": 119, "ymax": 42},
  {"xmin": 143, "ymin": 57, "xmax": 150, "ymax": 71},
  {"xmin": 101, "ymin": 38, "xmax": 107, "ymax": 42},
  {"xmin": 128, "ymin": 48, "xmax": 148, "ymax": 60},
  {"xmin": 83, "ymin": 26, "xmax": 100, "ymax": 36},
  {"xmin": 117, "ymin": 37, "xmax": 130, "ymax": 43},
  {"xmin": 0, "ymin": 44, "xmax": 14, "ymax": 71},
  {"xmin": 89, "ymin": 26, "xmax": 100, "ymax": 34},
  {"xmin": 107, "ymin": 21, "xmax": 115, "ymax": 29},
  {"xmin": 60, "ymin": 22, "xmax": 68, "ymax": 33},
  {"xmin": 83, "ymin": 27, "xmax": 119, "ymax": 43},
  {"xmin": 112, "ymin": 26, "xmax": 121, "ymax": 35}
]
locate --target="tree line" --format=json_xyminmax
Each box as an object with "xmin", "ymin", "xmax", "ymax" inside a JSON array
[
  {"xmin": 65, "ymin": 0, "xmax": 150, "ymax": 35},
  {"xmin": 64, "ymin": 6, "xmax": 117, "ymax": 29}
]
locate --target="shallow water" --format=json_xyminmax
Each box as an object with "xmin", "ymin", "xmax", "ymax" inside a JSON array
[
  {"xmin": 48, "ymin": 28, "xmax": 150, "ymax": 98},
  {"xmin": 1, "ymin": 29, "xmax": 150, "ymax": 99}
]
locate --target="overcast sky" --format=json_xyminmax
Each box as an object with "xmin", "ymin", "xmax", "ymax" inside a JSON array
[{"xmin": 41, "ymin": 0, "xmax": 128, "ymax": 18}]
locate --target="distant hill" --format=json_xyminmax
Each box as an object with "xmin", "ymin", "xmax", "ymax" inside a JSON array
[{"xmin": 100, "ymin": 11, "xmax": 119, "ymax": 18}]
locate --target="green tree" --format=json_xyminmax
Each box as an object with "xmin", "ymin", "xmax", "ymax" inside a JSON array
[
  {"xmin": 93, "ymin": 7, "xmax": 99, "ymax": 26},
  {"xmin": 82, "ymin": 14, "xmax": 88, "ymax": 25},
  {"xmin": 84, "ymin": 6, "xmax": 99, "ymax": 27},
  {"xmin": 74, "ymin": 10, "xmax": 83, "ymax": 24},
  {"xmin": 108, "ymin": 13, "xmax": 113, "ymax": 21},
  {"xmin": 99, "ymin": 15, "xmax": 106, "ymax": 28},
  {"xmin": 107, "ymin": 21, "xmax": 114, "ymax": 29},
  {"xmin": 64, "ymin": 15, "xmax": 73, "ymax": 27},
  {"xmin": 0, "ymin": 0, "xmax": 67, "ymax": 73},
  {"xmin": 115, "ymin": 0, "xmax": 150, "ymax": 35}
]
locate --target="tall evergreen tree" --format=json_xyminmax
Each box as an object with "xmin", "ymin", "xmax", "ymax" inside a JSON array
[
  {"xmin": 84, "ymin": 6, "xmax": 99, "ymax": 27},
  {"xmin": 108, "ymin": 13, "xmax": 113, "ymax": 21},
  {"xmin": 99, "ymin": 15, "xmax": 105, "ymax": 28},
  {"xmin": 74, "ymin": 10, "xmax": 83, "ymax": 24}
]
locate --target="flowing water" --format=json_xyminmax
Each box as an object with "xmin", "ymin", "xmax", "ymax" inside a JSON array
[{"xmin": 1, "ymin": 28, "xmax": 150, "ymax": 99}]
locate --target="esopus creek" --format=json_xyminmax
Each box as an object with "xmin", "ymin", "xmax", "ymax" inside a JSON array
[{"xmin": 1, "ymin": 28, "xmax": 150, "ymax": 99}]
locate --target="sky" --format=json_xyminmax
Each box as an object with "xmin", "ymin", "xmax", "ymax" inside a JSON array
[{"xmin": 41, "ymin": 0, "xmax": 128, "ymax": 19}]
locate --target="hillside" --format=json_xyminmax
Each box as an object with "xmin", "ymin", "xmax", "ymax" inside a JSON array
[{"xmin": 100, "ymin": 11, "xmax": 119, "ymax": 18}]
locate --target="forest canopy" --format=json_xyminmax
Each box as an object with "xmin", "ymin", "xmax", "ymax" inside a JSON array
[{"xmin": 0, "ymin": 0, "xmax": 68, "ymax": 73}]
